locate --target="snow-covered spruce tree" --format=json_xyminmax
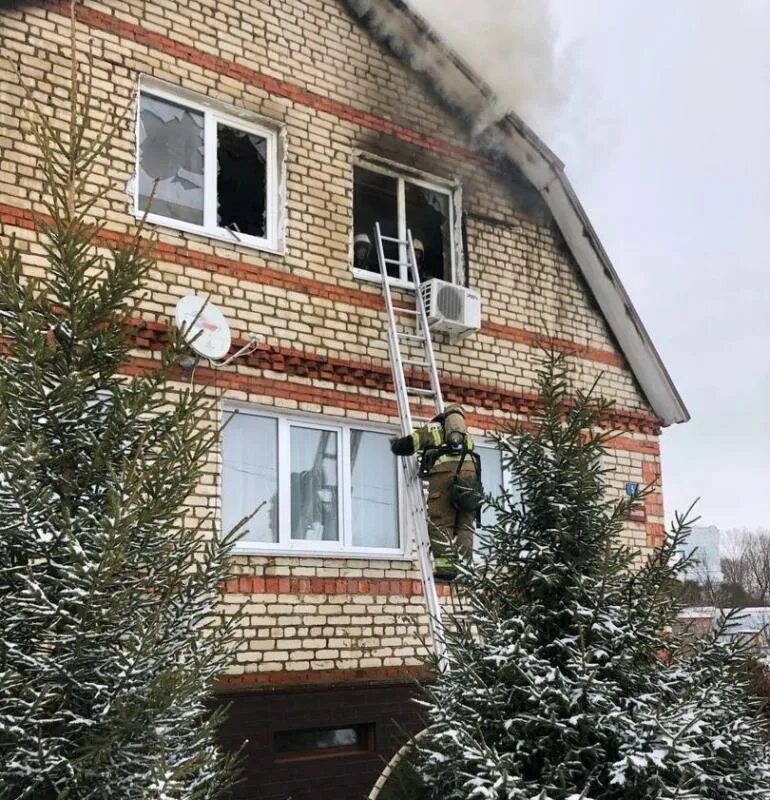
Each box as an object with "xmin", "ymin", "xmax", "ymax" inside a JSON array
[
  {"xmin": 0, "ymin": 21, "xmax": 240, "ymax": 800},
  {"xmin": 413, "ymin": 354, "xmax": 770, "ymax": 800}
]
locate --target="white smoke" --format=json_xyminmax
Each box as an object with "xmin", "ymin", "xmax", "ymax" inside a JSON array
[{"xmin": 407, "ymin": 0, "xmax": 566, "ymax": 131}]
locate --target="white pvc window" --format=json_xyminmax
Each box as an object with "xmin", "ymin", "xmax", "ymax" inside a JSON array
[
  {"xmin": 222, "ymin": 408, "xmax": 402, "ymax": 556},
  {"xmin": 135, "ymin": 84, "xmax": 280, "ymax": 251},
  {"xmin": 352, "ymin": 159, "xmax": 460, "ymax": 287},
  {"xmin": 474, "ymin": 440, "xmax": 521, "ymax": 558}
]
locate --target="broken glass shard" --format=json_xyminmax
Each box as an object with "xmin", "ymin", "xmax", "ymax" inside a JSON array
[{"xmin": 138, "ymin": 93, "xmax": 204, "ymax": 225}]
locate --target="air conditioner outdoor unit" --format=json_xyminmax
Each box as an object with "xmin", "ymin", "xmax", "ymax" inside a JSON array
[{"xmin": 420, "ymin": 279, "xmax": 482, "ymax": 340}]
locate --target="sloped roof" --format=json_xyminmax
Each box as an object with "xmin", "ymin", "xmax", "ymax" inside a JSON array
[{"xmin": 343, "ymin": 0, "xmax": 689, "ymax": 426}]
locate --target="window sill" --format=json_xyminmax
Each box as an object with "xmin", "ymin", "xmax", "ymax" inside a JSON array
[
  {"xmin": 232, "ymin": 542, "xmax": 410, "ymax": 561},
  {"xmin": 353, "ymin": 267, "xmax": 417, "ymax": 292},
  {"xmin": 134, "ymin": 211, "xmax": 285, "ymax": 256},
  {"xmin": 352, "ymin": 267, "xmax": 457, "ymax": 292}
]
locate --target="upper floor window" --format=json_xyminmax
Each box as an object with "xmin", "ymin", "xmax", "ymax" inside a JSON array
[
  {"xmin": 135, "ymin": 81, "xmax": 281, "ymax": 251},
  {"xmin": 352, "ymin": 159, "xmax": 461, "ymax": 287},
  {"xmin": 221, "ymin": 408, "xmax": 401, "ymax": 556}
]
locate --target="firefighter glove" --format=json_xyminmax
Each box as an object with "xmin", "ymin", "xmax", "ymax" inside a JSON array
[{"xmin": 390, "ymin": 435, "xmax": 415, "ymax": 456}]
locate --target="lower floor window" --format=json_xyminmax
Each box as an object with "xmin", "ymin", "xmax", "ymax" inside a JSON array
[
  {"xmin": 273, "ymin": 723, "xmax": 374, "ymax": 760},
  {"xmin": 222, "ymin": 409, "xmax": 400, "ymax": 554}
]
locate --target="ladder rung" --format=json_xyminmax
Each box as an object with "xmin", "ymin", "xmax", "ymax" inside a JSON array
[
  {"xmin": 405, "ymin": 387, "xmax": 434, "ymax": 396},
  {"xmin": 403, "ymin": 358, "xmax": 429, "ymax": 367},
  {"xmin": 379, "ymin": 235, "xmax": 409, "ymax": 245},
  {"xmin": 383, "ymin": 257, "xmax": 409, "ymax": 266},
  {"xmin": 395, "ymin": 308, "xmax": 418, "ymax": 315},
  {"xmin": 398, "ymin": 333, "xmax": 426, "ymax": 342}
]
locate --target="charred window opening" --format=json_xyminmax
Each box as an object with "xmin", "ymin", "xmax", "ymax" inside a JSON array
[
  {"xmin": 273, "ymin": 723, "xmax": 374, "ymax": 760},
  {"xmin": 217, "ymin": 124, "xmax": 267, "ymax": 238},
  {"xmin": 405, "ymin": 182, "xmax": 451, "ymax": 282},
  {"xmin": 353, "ymin": 163, "xmax": 457, "ymax": 284},
  {"xmin": 136, "ymin": 87, "xmax": 279, "ymax": 250},
  {"xmin": 353, "ymin": 167, "xmax": 399, "ymax": 276}
]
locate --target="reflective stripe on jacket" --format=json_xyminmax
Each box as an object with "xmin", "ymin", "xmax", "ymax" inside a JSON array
[{"xmin": 411, "ymin": 422, "xmax": 475, "ymax": 464}]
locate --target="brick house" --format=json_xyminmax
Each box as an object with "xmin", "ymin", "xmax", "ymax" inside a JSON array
[{"xmin": 0, "ymin": 1, "xmax": 688, "ymax": 798}]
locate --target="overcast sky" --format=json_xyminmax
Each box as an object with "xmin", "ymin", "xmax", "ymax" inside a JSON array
[{"xmin": 410, "ymin": 0, "xmax": 770, "ymax": 532}]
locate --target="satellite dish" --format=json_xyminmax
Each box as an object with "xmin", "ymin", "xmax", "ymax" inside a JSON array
[{"xmin": 175, "ymin": 295, "xmax": 232, "ymax": 360}]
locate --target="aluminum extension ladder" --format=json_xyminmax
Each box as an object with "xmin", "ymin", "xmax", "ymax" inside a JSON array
[{"xmin": 374, "ymin": 222, "xmax": 448, "ymax": 672}]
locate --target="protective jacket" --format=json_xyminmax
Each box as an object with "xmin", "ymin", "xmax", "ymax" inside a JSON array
[{"xmin": 390, "ymin": 416, "xmax": 481, "ymax": 560}]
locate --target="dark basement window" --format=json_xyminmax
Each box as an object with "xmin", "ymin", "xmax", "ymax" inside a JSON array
[
  {"xmin": 273, "ymin": 723, "xmax": 375, "ymax": 761},
  {"xmin": 352, "ymin": 163, "xmax": 456, "ymax": 284}
]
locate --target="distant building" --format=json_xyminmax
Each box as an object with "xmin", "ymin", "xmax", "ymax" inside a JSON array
[
  {"xmin": 681, "ymin": 525, "xmax": 723, "ymax": 584},
  {"xmin": 679, "ymin": 607, "xmax": 770, "ymax": 655}
]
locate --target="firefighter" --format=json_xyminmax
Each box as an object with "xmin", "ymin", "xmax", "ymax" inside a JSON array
[
  {"xmin": 353, "ymin": 232, "xmax": 372, "ymax": 269},
  {"xmin": 389, "ymin": 404, "xmax": 482, "ymax": 578}
]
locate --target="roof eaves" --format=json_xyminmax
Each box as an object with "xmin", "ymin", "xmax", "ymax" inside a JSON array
[{"xmin": 494, "ymin": 114, "xmax": 690, "ymax": 425}]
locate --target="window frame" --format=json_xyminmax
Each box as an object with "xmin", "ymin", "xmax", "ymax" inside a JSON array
[
  {"xmin": 222, "ymin": 405, "xmax": 406, "ymax": 559},
  {"xmin": 473, "ymin": 438, "xmax": 516, "ymax": 558},
  {"xmin": 351, "ymin": 154, "xmax": 463, "ymax": 290},
  {"xmin": 134, "ymin": 78, "xmax": 282, "ymax": 253}
]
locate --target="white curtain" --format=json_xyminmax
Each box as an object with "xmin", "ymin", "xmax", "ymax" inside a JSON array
[
  {"xmin": 290, "ymin": 427, "xmax": 339, "ymax": 541},
  {"xmin": 351, "ymin": 430, "xmax": 398, "ymax": 548},
  {"xmin": 221, "ymin": 413, "xmax": 278, "ymax": 542}
]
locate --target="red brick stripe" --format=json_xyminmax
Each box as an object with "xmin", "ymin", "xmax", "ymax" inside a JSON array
[
  {"xmin": 484, "ymin": 321, "xmax": 624, "ymax": 369},
  {"xmin": 223, "ymin": 575, "xmax": 451, "ymax": 597},
  {"xmin": 217, "ymin": 664, "xmax": 432, "ymax": 691},
  {"xmin": 121, "ymin": 354, "xmax": 660, "ymax": 454},
  {"xmin": 0, "ymin": 201, "xmax": 628, "ymax": 373},
  {"xmin": 41, "ymin": 0, "xmax": 486, "ymax": 168},
  {"xmin": 120, "ymin": 318, "xmax": 659, "ymax": 434},
  {"xmin": 0, "ymin": 330, "xmax": 662, "ymax": 448}
]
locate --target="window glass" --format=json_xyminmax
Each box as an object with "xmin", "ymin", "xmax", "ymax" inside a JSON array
[
  {"xmin": 138, "ymin": 94, "xmax": 204, "ymax": 224},
  {"xmin": 350, "ymin": 430, "xmax": 398, "ymax": 548},
  {"xmin": 353, "ymin": 167, "xmax": 399, "ymax": 276},
  {"xmin": 221, "ymin": 413, "xmax": 278, "ymax": 542},
  {"xmin": 477, "ymin": 444, "xmax": 504, "ymax": 530},
  {"xmin": 405, "ymin": 182, "xmax": 451, "ymax": 282},
  {"xmin": 290, "ymin": 427, "xmax": 339, "ymax": 541},
  {"xmin": 274, "ymin": 724, "xmax": 372, "ymax": 756},
  {"xmin": 217, "ymin": 123, "xmax": 267, "ymax": 238}
]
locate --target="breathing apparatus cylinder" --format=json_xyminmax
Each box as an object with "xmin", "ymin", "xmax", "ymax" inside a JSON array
[{"xmin": 443, "ymin": 404, "xmax": 467, "ymax": 447}]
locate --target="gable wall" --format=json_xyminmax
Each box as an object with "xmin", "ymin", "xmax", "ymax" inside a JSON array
[{"xmin": 0, "ymin": 0, "xmax": 665, "ymax": 709}]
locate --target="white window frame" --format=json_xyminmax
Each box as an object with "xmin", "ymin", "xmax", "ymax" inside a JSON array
[
  {"xmin": 352, "ymin": 154, "xmax": 463, "ymax": 290},
  {"xmin": 473, "ymin": 438, "xmax": 516, "ymax": 560},
  {"xmin": 134, "ymin": 78, "xmax": 282, "ymax": 253},
  {"xmin": 222, "ymin": 405, "xmax": 406, "ymax": 559}
]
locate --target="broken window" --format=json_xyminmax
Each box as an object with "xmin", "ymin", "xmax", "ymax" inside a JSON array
[
  {"xmin": 353, "ymin": 167, "xmax": 399, "ymax": 276},
  {"xmin": 222, "ymin": 409, "xmax": 401, "ymax": 555},
  {"xmin": 353, "ymin": 162, "xmax": 457, "ymax": 284},
  {"xmin": 217, "ymin": 124, "xmax": 267, "ymax": 238},
  {"xmin": 136, "ymin": 85, "xmax": 278, "ymax": 250},
  {"xmin": 138, "ymin": 94, "xmax": 204, "ymax": 225},
  {"xmin": 405, "ymin": 181, "xmax": 451, "ymax": 282}
]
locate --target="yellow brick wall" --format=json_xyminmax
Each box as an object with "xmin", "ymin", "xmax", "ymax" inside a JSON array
[{"xmin": 0, "ymin": 0, "xmax": 666, "ymax": 685}]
